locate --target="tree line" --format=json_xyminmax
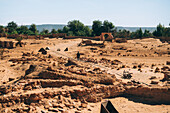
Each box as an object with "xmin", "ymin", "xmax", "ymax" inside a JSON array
[{"xmin": 0, "ymin": 20, "xmax": 169, "ymax": 41}]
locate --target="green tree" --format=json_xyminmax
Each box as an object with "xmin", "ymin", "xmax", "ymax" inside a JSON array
[
  {"xmin": 143, "ymin": 30, "xmax": 152, "ymax": 37},
  {"xmin": 11, "ymin": 30, "xmax": 18, "ymax": 34},
  {"xmin": 29, "ymin": 24, "xmax": 38, "ymax": 35},
  {"xmin": 40, "ymin": 29, "xmax": 49, "ymax": 35},
  {"xmin": 92, "ymin": 20, "xmax": 102, "ymax": 36},
  {"xmin": 92, "ymin": 20, "xmax": 114, "ymax": 36},
  {"xmin": 84, "ymin": 26, "xmax": 92, "ymax": 36},
  {"xmin": 156, "ymin": 24, "xmax": 164, "ymax": 37},
  {"xmin": 67, "ymin": 20, "xmax": 85, "ymax": 36},
  {"xmin": 153, "ymin": 23, "xmax": 164, "ymax": 37},
  {"xmin": 68, "ymin": 31, "xmax": 74, "ymax": 36},
  {"xmin": 25, "ymin": 30, "xmax": 34, "ymax": 35},
  {"xmin": 103, "ymin": 20, "xmax": 114, "ymax": 32},
  {"xmin": 57, "ymin": 29, "xmax": 63, "ymax": 33},
  {"xmin": 135, "ymin": 28, "xmax": 143, "ymax": 39},
  {"xmin": 51, "ymin": 29, "xmax": 58, "ymax": 34},
  {"xmin": 0, "ymin": 26, "xmax": 4, "ymax": 33},
  {"xmin": 16, "ymin": 25, "xmax": 29, "ymax": 34},
  {"xmin": 163, "ymin": 27, "xmax": 170, "ymax": 37},
  {"xmin": 139, "ymin": 28, "xmax": 143, "ymax": 38},
  {"xmin": 7, "ymin": 21, "xmax": 18, "ymax": 34},
  {"xmin": 62, "ymin": 26, "xmax": 69, "ymax": 33}
]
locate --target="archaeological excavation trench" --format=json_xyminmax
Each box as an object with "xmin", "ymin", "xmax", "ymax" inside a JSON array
[
  {"xmin": 0, "ymin": 61, "xmax": 169, "ymax": 110},
  {"xmin": 0, "ymin": 39, "xmax": 169, "ymax": 112}
]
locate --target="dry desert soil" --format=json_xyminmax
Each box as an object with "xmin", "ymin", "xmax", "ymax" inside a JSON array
[{"xmin": 0, "ymin": 37, "xmax": 170, "ymax": 113}]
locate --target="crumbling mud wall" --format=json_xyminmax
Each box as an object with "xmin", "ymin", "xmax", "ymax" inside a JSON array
[
  {"xmin": 0, "ymin": 81, "xmax": 125, "ymax": 108},
  {"xmin": 64, "ymin": 36, "xmax": 98, "ymax": 40},
  {"xmin": 124, "ymin": 86, "xmax": 170, "ymax": 104},
  {"xmin": 0, "ymin": 41, "xmax": 14, "ymax": 48}
]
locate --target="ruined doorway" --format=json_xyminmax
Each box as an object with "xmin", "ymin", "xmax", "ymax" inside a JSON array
[{"xmin": 104, "ymin": 34, "xmax": 109, "ymax": 40}]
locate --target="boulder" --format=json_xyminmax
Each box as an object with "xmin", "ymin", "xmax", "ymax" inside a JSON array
[
  {"xmin": 29, "ymin": 93, "xmax": 43, "ymax": 102},
  {"xmin": 81, "ymin": 103, "xmax": 87, "ymax": 108},
  {"xmin": 166, "ymin": 61, "xmax": 170, "ymax": 65},
  {"xmin": 45, "ymin": 47, "xmax": 50, "ymax": 50},
  {"xmin": 64, "ymin": 47, "xmax": 68, "ymax": 51},
  {"xmin": 151, "ymin": 80, "xmax": 159, "ymax": 84},
  {"xmin": 155, "ymin": 67, "xmax": 160, "ymax": 73},
  {"xmin": 163, "ymin": 72, "xmax": 170, "ymax": 81},
  {"xmin": 38, "ymin": 48, "xmax": 47, "ymax": 55}
]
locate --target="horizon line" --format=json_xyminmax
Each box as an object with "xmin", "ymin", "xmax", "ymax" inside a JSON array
[{"xmin": 1, "ymin": 22, "xmax": 169, "ymax": 28}]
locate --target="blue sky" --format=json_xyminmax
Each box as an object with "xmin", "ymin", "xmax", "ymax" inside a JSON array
[{"xmin": 0, "ymin": 0, "xmax": 170, "ymax": 27}]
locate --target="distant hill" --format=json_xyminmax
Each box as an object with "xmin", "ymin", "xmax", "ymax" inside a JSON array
[
  {"xmin": 26, "ymin": 24, "xmax": 156, "ymax": 33},
  {"xmin": 116, "ymin": 26, "xmax": 156, "ymax": 32},
  {"xmin": 26, "ymin": 24, "xmax": 66, "ymax": 32}
]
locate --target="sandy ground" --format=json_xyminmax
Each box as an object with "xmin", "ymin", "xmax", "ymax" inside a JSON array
[{"xmin": 0, "ymin": 37, "xmax": 170, "ymax": 113}]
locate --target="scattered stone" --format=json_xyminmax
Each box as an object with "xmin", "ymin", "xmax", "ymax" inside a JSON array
[
  {"xmin": 163, "ymin": 72, "xmax": 170, "ymax": 81},
  {"xmin": 9, "ymin": 77, "xmax": 15, "ymax": 81},
  {"xmin": 64, "ymin": 47, "xmax": 68, "ymax": 51},
  {"xmin": 81, "ymin": 103, "xmax": 87, "ymax": 108},
  {"xmin": 45, "ymin": 47, "xmax": 50, "ymax": 50},
  {"xmin": 48, "ymin": 108, "xmax": 59, "ymax": 112},
  {"xmin": 155, "ymin": 67, "xmax": 160, "ymax": 73},
  {"xmin": 38, "ymin": 48, "xmax": 47, "ymax": 55},
  {"xmin": 133, "ymin": 65, "xmax": 137, "ymax": 69},
  {"xmin": 151, "ymin": 80, "xmax": 159, "ymax": 84},
  {"xmin": 166, "ymin": 61, "xmax": 170, "ymax": 65},
  {"xmin": 57, "ymin": 48, "xmax": 60, "ymax": 51},
  {"xmin": 149, "ymin": 76, "xmax": 156, "ymax": 80}
]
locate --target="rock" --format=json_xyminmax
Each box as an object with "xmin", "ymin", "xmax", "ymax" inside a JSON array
[
  {"xmin": 58, "ymin": 108, "xmax": 65, "ymax": 112},
  {"xmin": 64, "ymin": 47, "xmax": 68, "ymax": 51},
  {"xmin": 163, "ymin": 72, "xmax": 170, "ymax": 81},
  {"xmin": 38, "ymin": 48, "xmax": 47, "ymax": 55},
  {"xmin": 23, "ymin": 86, "xmax": 32, "ymax": 90},
  {"xmin": 45, "ymin": 47, "xmax": 50, "ymax": 50},
  {"xmin": 22, "ymin": 52, "xmax": 31, "ymax": 56},
  {"xmin": 133, "ymin": 65, "xmax": 137, "ymax": 69},
  {"xmin": 48, "ymin": 108, "xmax": 59, "ymax": 112},
  {"xmin": 161, "ymin": 66, "xmax": 170, "ymax": 71},
  {"xmin": 166, "ymin": 61, "xmax": 170, "ymax": 65},
  {"xmin": 57, "ymin": 48, "xmax": 60, "ymax": 51},
  {"xmin": 93, "ymin": 67, "xmax": 101, "ymax": 71},
  {"xmin": 48, "ymin": 54, "xmax": 52, "ymax": 58},
  {"xmin": 29, "ymin": 93, "xmax": 43, "ymax": 102},
  {"xmin": 155, "ymin": 67, "xmax": 160, "ymax": 73},
  {"xmin": 88, "ymin": 108, "xmax": 92, "ymax": 111},
  {"xmin": 9, "ymin": 77, "xmax": 15, "ymax": 81},
  {"xmin": 149, "ymin": 76, "xmax": 156, "ymax": 80},
  {"xmin": 65, "ymin": 103, "xmax": 73, "ymax": 108},
  {"xmin": 81, "ymin": 103, "xmax": 87, "ymax": 108},
  {"xmin": 151, "ymin": 80, "xmax": 159, "ymax": 84}
]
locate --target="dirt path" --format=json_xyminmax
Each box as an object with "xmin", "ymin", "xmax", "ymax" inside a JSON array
[{"xmin": 49, "ymin": 40, "xmax": 81, "ymax": 58}]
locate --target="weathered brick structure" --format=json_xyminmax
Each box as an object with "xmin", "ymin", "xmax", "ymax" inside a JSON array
[
  {"xmin": 100, "ymin": 33, "xmax": 114, "ymax": 41},
  {"xmin": 64, "ymin": 33, "xmax": 114, "ymax": 41},
  {"xmin": 0, "ymin": 41, "xmax": 14, "ymax": 48}
]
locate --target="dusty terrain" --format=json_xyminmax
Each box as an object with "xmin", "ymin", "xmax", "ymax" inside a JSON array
[{"xmin": 0, "ymin": 37, "xmax": 170, "ymax": 113}]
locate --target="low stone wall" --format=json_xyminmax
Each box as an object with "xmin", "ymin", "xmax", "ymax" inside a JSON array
[
  {"xmin": 64, "ymin": 36, "xmax": 99, "ymax": 40},
  {"xmin": 124, "ymin": 86, "xmax": 170, "ymax": 104},
  {"xmin": 0, "ymin": 84, "xmax": 124, "ymax": 108},
  {"xmin": 0, "ymin": 41, "xmax": 14, "ymax": 48}
]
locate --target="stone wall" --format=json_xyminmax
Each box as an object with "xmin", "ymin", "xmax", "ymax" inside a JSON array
[
  {"xmin": 124, "ymin": 86, "xmax": 170, "ymax": 104},
  {"xmin": 0, "ymin": 41, "xmax": 14, "ymax": 48}
]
